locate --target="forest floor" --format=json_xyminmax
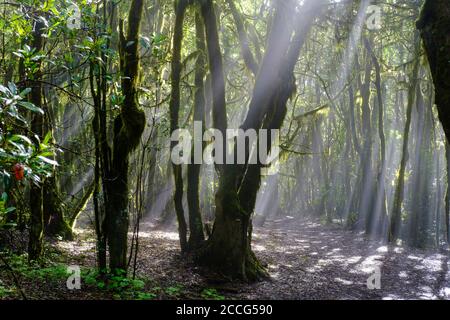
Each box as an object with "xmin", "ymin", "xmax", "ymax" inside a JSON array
[{"xmin": 1, "ymin": 217, "xmax": 450, "ymax": 300}]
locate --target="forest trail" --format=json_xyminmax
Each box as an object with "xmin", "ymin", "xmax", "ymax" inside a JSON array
[
  {"xmin": 3, "ymin": 217, "xmax": 450, "ymax": 300},
  {"xmin": 133, "ymin": 217, "xmax": 450, "ymax": 300}
]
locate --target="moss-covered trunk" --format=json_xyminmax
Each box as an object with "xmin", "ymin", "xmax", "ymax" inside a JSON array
[
  {"xmin": 105, "ymin": 0, "xmax": 145, "ymax": 272},
  {"xmin": 364, "ymin": 37, "xmax": 387, "ymax": 236},
  {"xmin": 28, "ymin": 18, "xmax": 45, "ymax": 261},
  {"xmin": 198, "ymin": 0, "xmax": 325, "ymax": 281},
  {"xmin": 187, "ymin": 12, "xmax": 207, "ymax": 250},
  {"xmin": 200, "ymin": 163, "xmax": 266, "ymax": 280},
  {"xmin": 389, "ymin": 33, "xmax": 421, "ymax": 242},
  {"xmin": 169, "ymin": 0, "xmax": 189, "ymax": 252},
  {"xmin": 43, "ymin": 178, "xmax": 73, "ymax": 240}
]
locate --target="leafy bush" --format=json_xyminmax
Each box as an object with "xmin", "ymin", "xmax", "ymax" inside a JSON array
[{"xmin": 0, "ymin": 82, "xmax": 57, "ymax": 229}]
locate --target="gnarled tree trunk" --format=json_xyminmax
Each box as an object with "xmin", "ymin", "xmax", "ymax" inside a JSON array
[
  {"xmin": 105, "ymin": 0, "xmax": 146, "ymax": 272},
  {"xmin": 169, "ymin": 0, "xmax": 189, "ymax": 252},
  {"xmin": 417, "ymin": 0, "xmax": 450, "ymax": 244},
  {"xmin": 197, "ymin": 0, "xmax": 325, "ymax": 281},
  {"xmin": 187, "ymin": 12, "xmax": 207, "ymax": 250},
  {"xmin": 28, "ymin": 18, "xmax": 45, "ymax": 261}
]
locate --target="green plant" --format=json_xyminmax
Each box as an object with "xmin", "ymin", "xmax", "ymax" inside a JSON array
[
  {"xmin": 200, "ymin": 288, "xmax": 225, "ymax": 300},
  {"xmin": 0, "ymin": 82, "xmax": 58, "ymax": 230},
  {"xmin": 165, "ymin": 284, "xmax": 184, "ymax": 297},
  {"xmin": 0, "ymin": 280, "xmax": 15, "ymax": 299},
  {"xmin": 136, "ymin": 292, "xmax": 156, "ymax": 300},
  {"xmin": 83, "ymin": 268, "xmax": 155, "ymax": 300}
]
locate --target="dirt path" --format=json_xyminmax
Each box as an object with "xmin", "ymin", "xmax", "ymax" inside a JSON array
[
  {"xmin": 134, "ymin": 217, "xmax": 450, "ymax": 300},
  {"xmin": 4, "ymin": 217, "xmax": 449, "ymax": 300}
]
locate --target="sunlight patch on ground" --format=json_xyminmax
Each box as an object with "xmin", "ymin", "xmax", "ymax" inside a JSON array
[
  {"xmin": 376, "ymin": 246, "xmax": 388, "ymax": 253},
  {"xmin": 316, "ymin": 253, "xmax": 348, "ymax": 269},
  {"xmin": 267, "ymin": 264, "xmax": 280, "ymax": 279},
  {"xmin": 420, "ymin": 254, "xmax": 444, "ymax": 272},
  {"xmin": 306, "ymin": 266, "xmax": 321, "ymax": 273},
  {"xmin": 275, "ymin": 245, "xmax": 310, "ymax": 253},
  {"xmin": 417, "ymin": 286, "xmax": 437, "ymax": 300},
  {"xmin": 57, "ymin": 241, "xmax": 95, "ymax": 254},
  {"xmin": 398, "ymin": 271, "xmax": 408, "ymax": 278},
  {"xmin": 382, "ymin": 294, "xmax": 402, "ymax": 300},
  {"xmin": 334, "ymin": 277, "xmax": 354, "ymax": 285},
  {"xmin": 407, "ymin": 254, "xmax": 422, "ymax": 261},
  {"xmin": 439, "ymin": 287, "xmax": 450, "ymax": 299},
  {"xmin": 394, "ymin": 247, "xmax": 404, "ymax": 254},
  {"xmin": 267, "ymin": 263, "xmax": 279, "ymax": 270},
  {"xmin": 253, "ymin": 244, "xmax": 266, "ymax": 252},
  {"xmin": 251, "ymin": 233, "xmax": 263, "ymax": 240},
  {"xmin": 136, "ymin": 230, "xmax": 179, "ymax": 241},
  {"xmin": 359, "ymin": 254, "xmax": 383, "ymax": 273},
  {"xmin": 346, "ymin": 256, "xmax": 362, "ymax": 264}
]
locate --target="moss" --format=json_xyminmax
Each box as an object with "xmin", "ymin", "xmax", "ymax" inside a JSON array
[{"xmin": 105, "ymin": 0, "xmax": 146, "ymax": 272}]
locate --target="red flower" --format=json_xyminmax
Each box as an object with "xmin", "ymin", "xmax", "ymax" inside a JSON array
[{"xmin": 13, "ymin": 163, "xmax": 24, "ymax": 181}]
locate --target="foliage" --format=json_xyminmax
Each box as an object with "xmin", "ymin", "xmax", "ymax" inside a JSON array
[
  {"xmin": 201, "ymin": 288, "xmax": 225, "ymax": 300},
  {"xmin": 0, "ymin": 82, "xmax": 57, "ymax": 229}
]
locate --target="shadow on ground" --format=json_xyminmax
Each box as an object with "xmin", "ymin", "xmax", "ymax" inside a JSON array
[{"xmin": 134, "ymin": 217, "xmax": 450, "ymax": 300}]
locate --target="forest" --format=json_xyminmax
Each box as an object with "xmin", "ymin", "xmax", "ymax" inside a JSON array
[{"xmin": 0, "ymin": 0, "xmax": 450, "ymax": 301}]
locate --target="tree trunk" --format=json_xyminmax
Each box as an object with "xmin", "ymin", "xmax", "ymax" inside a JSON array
[
  {"xmin": 169, "ymin": 0, "xmax": 189, "ymax": 252},
  {"xmin": 355, "ymin": 48, "xmax": 373, "ymax": 229},
  {"xmin": 226, "ymin": 0, "xmax": 258, "ymax": 76},
  {"xmin": 446, "ymin": 142, "xmax": 450, "ymax": 244},
  {"xmin": 28, "ymin": 18, "xmax": 45, "ymax": 261},
  {"xmin": 105, "ymin": 0, "xmax": 146, "ymax": 272},
  {"xmin": 417, "ymin": 0, "xmax": 450, "ymax": 141},
  {"xmin": 197, "ymin": 0, "xmax": 325, "ymax": 281},
  {"xmin": 43, "ymin": 178, "xmax": 73, "ymax": 240},
  {"xmin": 389, "ymin": 33, "xmax": 421, "ymax": 242},
  {"xmin": 364, "ymin": 38, "xmax": 387, "ymax": 236},
  {"xmin": 187, "ymin": 12, "xmax": 207, "ymax": 250},
  {"xmin": 417, "ymin": 0, "xmax": 450, "ymax": 244}
]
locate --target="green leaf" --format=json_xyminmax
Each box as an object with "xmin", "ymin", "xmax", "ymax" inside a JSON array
[
  {"xmin": 43, "ymin": 132, "xmax": 52, "ymax": 145},
  {"xmin": 10, "ymin": 135, "xmax": 33, "ymax": 145},
  {"xmin": 5, "ymin": 207, "xmax": 16, "ymax": 214},
  {"xmin": 37, "ymin": 155, "xmax": 58, "ymax": 166},
  {"xmin": 0, "ymin": 84, "xmax": 9, "ymax": 95},
  {"xmin": 7, "ymin": 82, "xmax": 17, "ymax": 95},
  {"xmin": 17, "ymin": 101, "xmax": 44, "ymax": 114},
  {"xmin": 20, "ymin": 88, "xmax": 32, "ymax": 97}
]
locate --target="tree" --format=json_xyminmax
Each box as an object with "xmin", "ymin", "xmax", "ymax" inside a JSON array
[
  {"xmin": 389, "ymin": 33, "xmax": 421, "ymax": 242},
  {"xmin": 104, "ymin": 0, "xmax": 146, "ymax": 272},
  {"xmin": 197, "ymin": 0, "xmax": 326, "ymax": 280},
  {"xmin": 417, "ymin": 0, "xmax": 450, "ymax": 244},
  {"xmin": 187, "ymin": 12, "xmax": 207, "ymax": 250},
  {"xmin": 28, "ymin": 17, "xmax": 45, "ymax": 261},
  {"xmin": 169, "ymin": 0, "xmax": 189, "ymax": 252},
  {"xmin": 417, "ymin": 0, "xmax": 450, "ymax": 141}
]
